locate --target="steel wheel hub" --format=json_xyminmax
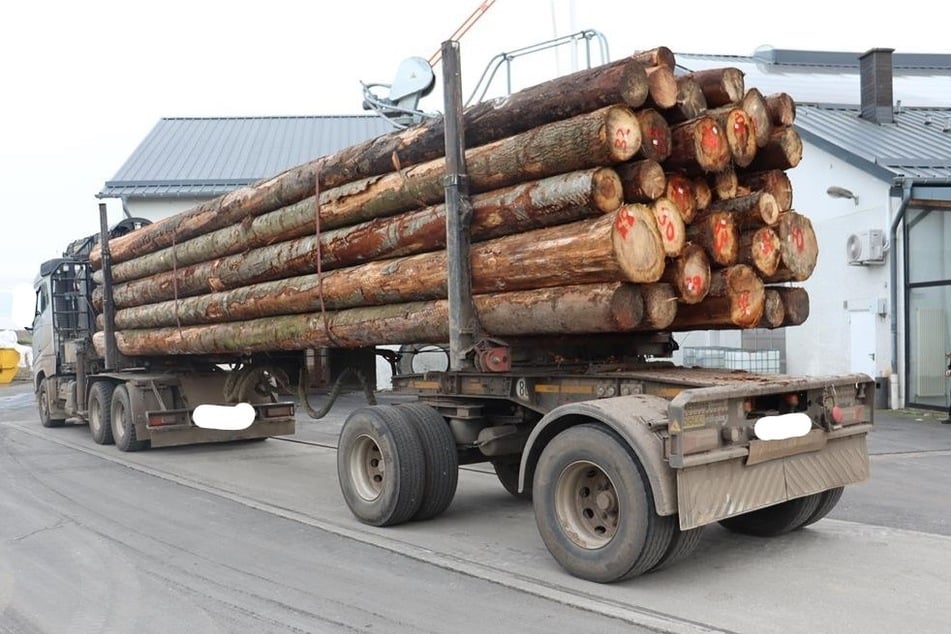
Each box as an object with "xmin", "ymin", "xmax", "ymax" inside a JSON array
[{"xmin": 555, "ymin": 460, "xmax": 619, "ymax": 549}]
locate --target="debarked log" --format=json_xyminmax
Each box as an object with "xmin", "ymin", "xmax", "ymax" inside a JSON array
[
  {"xmin": 97, "ymin": 205, "xmax": 666, "ymax": 310},
  {"xmin": 93, "ymin": 283, "xmax": 649, "ymax": 356},
  {"xmin": 99, "ymin": 167, "xmax": 623, "ymax": 284}
]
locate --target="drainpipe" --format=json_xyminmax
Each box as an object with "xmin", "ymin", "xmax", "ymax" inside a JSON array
[{"xmin": 889, "ymin": 179, "xmax": 912, "ymax": 385}]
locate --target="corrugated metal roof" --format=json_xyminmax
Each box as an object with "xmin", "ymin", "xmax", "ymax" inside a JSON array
[
  {"xmin": 794, "ymin": 104, "xmax": 951, "ymax": 180},
  {"xmin": 675, "ymin": 49, "xmax": 951, "ymax": 107},
  {"xmin": 99, "ymin": 115, "xmax": 397, "ymax": 199}
]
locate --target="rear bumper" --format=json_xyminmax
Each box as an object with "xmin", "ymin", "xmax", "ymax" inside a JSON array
[
  {"xmin": 676, "ymin": 427, "xmax": 870, "ymax": 530},
  {"xmin": 146, "ymin": 417, "xmax": 295, "ymax": 448}
]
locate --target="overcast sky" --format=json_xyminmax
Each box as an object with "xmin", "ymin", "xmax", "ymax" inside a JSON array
[{"xmin": 1, "ymin": 0, "xmax": 948, "ymax": 326}]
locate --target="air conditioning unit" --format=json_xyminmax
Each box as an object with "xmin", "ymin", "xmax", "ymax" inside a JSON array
[{"xmin": 846, "ymin": 230, "xmax": 886, "ymax": 265}]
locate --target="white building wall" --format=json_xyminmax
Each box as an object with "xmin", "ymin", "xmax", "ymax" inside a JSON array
[
  {"xmin": 124, "ymin": 197, "xmax": 206, "ymax": 222},
  {"xmin": 783, "ymin": 145, "xmax": 893, "ymax": 380}
]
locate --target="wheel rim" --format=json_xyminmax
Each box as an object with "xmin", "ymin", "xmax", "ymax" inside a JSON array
[
  {"xmin": 114, "ymin": 398, "xmax": 127, "ymax": 442},
  {"xmin": 349, "ymin": 434, "xmax": 384, "ymax": 501},
  {"xmin": 555, "ymin": 460, "xmax": 619, "ymax": 549},
  {"xmin": 89, "ymin": 397, "xmax": 101, "ymax": 432},
  {"xmin": 40, "ymin": 390, "xmax": 49, "ymax": 420}
]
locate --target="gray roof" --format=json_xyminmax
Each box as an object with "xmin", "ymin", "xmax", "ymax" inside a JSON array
[
  {"xmin": 677, "ymin": 48, "xmax": 951, "ymax": 183},
  {"xmin": 99, "ymin": 115, "xmax": 397, "ymax": 199},
  {"xmin": 675, "ymin": 48, "xmax": 951, "ymax": 106}
]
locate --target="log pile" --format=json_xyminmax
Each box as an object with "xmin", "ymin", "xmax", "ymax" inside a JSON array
[{"xmin": 89, "ymin": 47, "xmax": 817, "ymax": 358}]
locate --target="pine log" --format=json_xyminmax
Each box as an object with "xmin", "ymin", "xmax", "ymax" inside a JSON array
[
  {"xmin": 660, "ymin": 243, "xmax": 710, "ymax": 304},
  {"xmin": 757, "ymin": 289, "xmax": 786, "ymax": 328},
  {"xmin": 616, "ymin": 159, "xmax": 666, "ymax": 202},
  {"xmin": 630, "ymin": 47, "xmax": 676, "ymax": 70},
  {"xmin": 736, "ymin": 169, "xmax": 793, "ymax": 211},
  {"xmin": 738, "ymin": 226, "xmax": 782, "ymax": 277},
  {"xmin": 765, "ymin": 92, "xmax": 797, "ymax": 126},
  {"xmin": 102, "ymin": 167, "xmax": 623, "ymax": 285},
  {"xmin": 99, "ymin": 206, "xmax": 666, "ymax": 310},
  {"xmin": 742, "ymin": 126, "xmax": 803, "ymax": 172},
  {"xmin": 686, "ymin": 211, "xmax": 738, "ymax": 267},
  {"xmin": 682, "ymin": 67, "xmax": 745, "ymax": 108},
  {"xmin": 637, "ymin": 283, "xmax": 679, "ymax": 329},
  {"xmin": 762, "ymin": 211, "xmax": 819, "ymax": 282},
  {"xmin": 741, "ymin": 87, "xmax": 772, "ymax": 148},
  {"xmin": 769, "ymin": 286, "xmax": 810, "ymax": 326},
  {"xmin": 666, "ymin": 115, "xmax": 730, "ymax": 174},
  {"xmin": 665, "ymin": 76, "xmax": 709, "ymax": 124},
  {"xmin": 704, "ymin": 191, "xmax": 780, "ymax": 229},
  {"xmin": 705, "ymin": 105, "xmax": 757, "ymax": 168},
  {"xmin": 651, "ymin": 197, "xmax": 686, "ymax": 257},
  {"xmin": 691, "ymin": 176, "xmax": 713, "ymax": 211},
  {"xmin": 95, "ymin": 283, "xmax": 650, "ymax": 356},
  {"xmin": 669, "ymin": 264, "xmax": 765, "ymax": 329},
  {"xmin": 665, "ymin": 172, "xmax": 698, "ymax": 223},
  {"xmin": 635, "ymin": 109, "xmax": 672, "ymax": 162},
  {"xmin": 89, "ymin": 60, "xmax": 653, "ymax": 269},
  {"xmin": 643, "ymin": 65, "xmax": 679, "ymax": 110},
  {"xmin": 709, "ymin": 167, "xmax": 738, "ymax": 201}
]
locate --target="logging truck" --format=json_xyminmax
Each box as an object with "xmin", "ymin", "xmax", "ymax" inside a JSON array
[{"xmin": 30, "ymin": 40, "xmax": 874, "ymax": 582}]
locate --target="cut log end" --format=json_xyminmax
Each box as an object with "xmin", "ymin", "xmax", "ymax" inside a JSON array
[
  {"xmin": 652, "ymin": 197, "xmax": 686, "ymax": 257},
  {"xmin": 611, "ymin": 204, "xmax": 666, "ymax": 283}
]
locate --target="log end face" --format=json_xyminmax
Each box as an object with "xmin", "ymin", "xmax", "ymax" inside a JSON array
[
  {"xmin": 611, "ymin": 204, "xmax": 666, "ymax": 283},
  {"xmin": 604, "ymin": 106, "xmax": 643, "ymax": 164}
]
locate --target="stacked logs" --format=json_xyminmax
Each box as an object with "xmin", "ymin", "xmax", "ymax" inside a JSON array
[{"xmin": 88, "ymin": 47, "xmax": 816, "ymax": 357}]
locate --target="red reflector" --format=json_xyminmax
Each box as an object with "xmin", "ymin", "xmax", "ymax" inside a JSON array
[{"xmin": 148, "ymin": 413, "xmax": 181, "ymax": 427}]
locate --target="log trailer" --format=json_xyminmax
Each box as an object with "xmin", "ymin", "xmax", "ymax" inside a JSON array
[{"xmin": 30, "ymin": 40, "xmax": 873, "ymax": 583}]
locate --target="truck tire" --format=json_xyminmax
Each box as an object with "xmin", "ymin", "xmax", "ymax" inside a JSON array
[
  {"xmin": 111, "ymin": 384, "xmax": 148, "ymax": 452},
  {"xmin": 491, "ymin": 458, "xmax": 532, "ymax": 501},
  {"xmin": 88, "ymin": 382, "xmax": 116, "ymax": 445},
  {"xmin": 650, "ymin": 523, "xmax": 704, "ymax": 572},
  {"xmin": 718, "ymin": 494, "xmax": 822, "ymax": 537},
  {"xmin": 799, "ymin": 487, "xmax": 845, "ymax": 528},
  {"xmin": 337, "ymin": 405, "xmax": 425, "ymax": 527},
  {"xmin": 396, "ymin": 403, "xmax": 459, "ymax": 521},
  {"xmin": 532, "ymin": 423, "xmax": 674, "ymax": 583},
  {"xmin": 37, "ymin": 379, "xmax": 66, "ymax": 428}
]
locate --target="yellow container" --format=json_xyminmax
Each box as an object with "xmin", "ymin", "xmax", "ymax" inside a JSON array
[{"xmin": 0, "ymin": 348, "xmax": 20, "ymax": 384}]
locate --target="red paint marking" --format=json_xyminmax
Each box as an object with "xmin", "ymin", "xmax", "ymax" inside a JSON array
[
  {"xmin": 700, "ymin": 121, "xmax": 722, "ymax": 154},
  {"xmin": 737, "ymin": 291, "xmax": 751, "ymax": 315},
  {"xmin": 759, "ymin": 232, "xmax": 774, "ymax": 255},
  {"xmin": 791, "ymin": 226, "xmax": 805, "ymax": 252},
  {"xmin": 684, "ymin": 275, "xmax": 704, "ymax": 295},
  {"xmin": 614, "ymin": 127, "xmax": 633, "ymax": 150},
  {"xmin": 713, "ymin": 220, "xmax": 731, "ymax": 254},
  {"xmin": 657, "ymin": 212, "xmax": 676, "ymax": 242},
  {"xmin": 615, "ymin": 208, "xmax": 636, "ymax": 239}
]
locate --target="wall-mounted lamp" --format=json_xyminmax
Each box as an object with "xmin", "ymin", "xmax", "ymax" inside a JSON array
[{"xmin": 826, "ymin": 185, "xmax": 859, "ymax": 205}]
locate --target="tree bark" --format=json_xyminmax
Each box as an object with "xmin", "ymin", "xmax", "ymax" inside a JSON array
[
  {"xmin": 651, "ymin": 197, "xmax": 686, "ymax": 257},
  {"xmin": 709, "ymin": 166, "xmax": 738, "ymax": 201},
  {"xmin": 742, "ymin": 126, "xmax": 802, "ymax": 172},
  {"xmin": 741, "ymin": 87, "xmax": 772, "ymax": 148},
  {"xmin": 706, "ymin": 105, "xmax": 757, "ymax": 168},
  {"xmin": 634, "ymin": 109, "xmax": 672, "ymax": 162},
  {"xmin": 91, "ymin": 104, "xmax": 640, "ymax": 268},
  {"xmin": 670, "ymin": 264, "xmax": 765, "ymax": 329},
  {"xmin": 765, "ymin": 92, "xmax": 797, "ymax": 126},
  {"xmin": 691, "ymin": 176, "xmax": 713, "ymax": 211},
  {"xmin": 616, "ymin": 159, "xmax": 666, "ymax": 202},
  {"xmin": 630, "ymin": 47, "xmax": 676, "ymax": 70},
  {"xmin": 686, "ymin": 211, "xmax": 738, "ymax": 267},
  {"xmin": 660, "ymin": 243, "xmax": 710, "ymax": 304},
  {"xmin": 682, "ymin": 67, "xmax": 745, "ymax": 108},
  {"xmin": 736, "ymin": 169, "xmax": 793, "ymax": 211},
  {"xmin": 761, "ymin": 212, "xmax": 819, "ymax": 282},
  {"xmin": 666, "ymin": 115, "xmax": 731, "ymax": 174},
  {"xmin": 100, "ymin": 206, "xmax": 665, "ymax": 310},
  {"xmin": 738, "ymin": 226, "xmax": 782, "ymax": 277},
  {"xmin": 95, "ymin": 283, "xmax": 650, "ymax": 356}
]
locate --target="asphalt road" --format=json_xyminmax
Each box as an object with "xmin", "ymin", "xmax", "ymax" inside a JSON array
[{"xmin": 2, "ymin": 381, "xmax": 950, "ymax": 634}]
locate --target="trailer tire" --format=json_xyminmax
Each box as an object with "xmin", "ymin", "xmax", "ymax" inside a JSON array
[
  {"xmin": 491, "ymin": 458, "xmax": 532, "ymax": 501},
  {"xmin": 337, "ymin": 405, "xmax": 425, "ymax": 527},
  {"xmin": 718, "ymin": 494, "xmax": 822, "ymax": 537},
  {"xmin": 37, "ymin": 379, "xmax": 65, "ymax": 428},
  {"xmin": 88, "ymin": 382, "xmax": 116, "ymax": 445},
  {"xmin": 533, "ymin": 423, "xmax": 673, "ymax": 583},
  {"xmin": 650, "ymin": 523, "xmax": 704, "ymax": 572},
  {"xmin": 799, "ymin": 487, "xmax": 845, "ymax": 528},
  {"xmin": 111, "ymin": 384, "xmax": 148, "ymax": 452},
  {"xmin": 397, "ymin": 403, "xmax": 459, "ymax": 521}
]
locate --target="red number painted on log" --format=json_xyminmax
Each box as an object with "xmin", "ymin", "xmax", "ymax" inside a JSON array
[
  {"xmin": 615, "ymin": 208, "xmax": 636, "ymax": 239},
  {"xmin": 658, "ymin": 212, "xmax": 675, "ymax": 242},
  {"xmin": 614, "ymin": 127, "xmax": 633, "ymax": 150},
  {"xmin": 791, "ymin": 226, "xmax": 805, "ymax": 253},
  {"xmin": 713, "ymin": 220, "xmax": 731, "ymax": 254},
  {"xmin": 700, "ymin": 121, "xmax": 722, "ymax": 153},
  {"xmin": 759, "ymin": 232, "xmax": 774, "ymax": 255},
  {"xmin": 684, "ymin": 275, "xmax": 704, "ymax": 295},
  {"xmin": 737, "ymin": 291, "xmax": 751, "ymax": 315}
]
